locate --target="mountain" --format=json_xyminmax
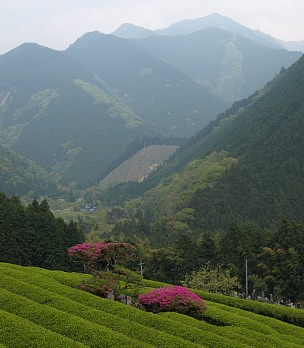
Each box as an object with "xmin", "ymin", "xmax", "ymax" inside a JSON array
[
  {"xmin": 0, "ymin": 144, "xmax": 57, "ymax": 196},
  {"xmin": 279, "ymin": 40, "xmax": 304, "ymax": 52},
  {"xmin": 111, "ymin": 54, "xmax": 304, "ymax": 234},
  {"xmin": 136, "ymin": 27, "xmax": 302, "ymax": 104},
  {"xmin": 0, "ymin": 35, "xmax": 225, "ymax": 192},
  {"xmin": 66, "ymin": 32, "xmax": 224, "ymax": 136},
  {"xmin": 113, "ymin": 13, "xmax": 284, "ymax": 50},
  {"xmin": 112, "ymin": 23, "xmax": 155, "ymax": 39},
  {"xmin": 0, "ymin": 43, "xmax": 146, "ymax": 190},
  {"xmin": 156, "ymin": 13, "xmax": 284, "ymax": 49}
]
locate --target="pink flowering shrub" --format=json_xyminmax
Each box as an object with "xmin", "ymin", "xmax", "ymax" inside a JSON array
[
  {"xmin": 67, "ymin": 241, "xmax": 137, "ymax": 274},
  {"xmin": 67, "ymin": 242, "xmax": 104, "ymax": 274},
  {"xmin": 138, "ymin": 286, "xmax": 206, "ymax": 319},
  {"xmin": 67, "ymin": 241, "xmax": 139, "ymax": 298}
]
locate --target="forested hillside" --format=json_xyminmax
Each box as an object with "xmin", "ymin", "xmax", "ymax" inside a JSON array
[
  {"xmin": 136, "ymin": 27, "xmax": 301, "ymax": 104},
  {"xmin": 188, "ymin": 56, "xmax": 304, "ymax": 231},
  {"xmin": 0, "ymin": 192, "xmax": 83, "ymax": 271},
  {"xmin": 0, "ymin": 144, "xmax": 57, "ymax": 196},
  {"xmin": 66, "ymin": 31, "xmax": 224, "ymax": 136},
  {"xmin": 0, "ymin": 43, "xmax": 146, "ymax": 190},
  {"xmin": 0, "ymin": 35, "xmax": 225, "ymax": 193},
  {"xmin": 111, "ymin": 55, "xmax": 304, "ymax": 233}
]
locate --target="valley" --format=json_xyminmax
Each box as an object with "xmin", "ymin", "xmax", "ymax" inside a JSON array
[{"xmin": 1, "ymin": 11, "xmax": 304, "ymax": 346}]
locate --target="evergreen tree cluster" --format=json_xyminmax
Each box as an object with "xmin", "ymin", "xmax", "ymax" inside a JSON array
[
  {"xmin": 0, "ymin": 192, "xmax": 84, "ymax": 271},
  {"xmin": 119, "ymin": 220, "xmax": 304, "ymax": 302}
]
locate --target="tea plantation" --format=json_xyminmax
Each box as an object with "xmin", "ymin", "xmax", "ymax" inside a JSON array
[{"xmin": 1, "ymin": 262, "xmax": 304, "ymax": 347}]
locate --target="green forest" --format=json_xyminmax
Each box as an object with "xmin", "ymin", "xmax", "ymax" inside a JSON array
[{"xmin": 0, "ymin": 192, "xmax": 83, "ymax": 271}]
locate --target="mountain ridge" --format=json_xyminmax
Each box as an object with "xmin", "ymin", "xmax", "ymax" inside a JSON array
[{"xmin": 108, "ymin": 54, "xmax": 304, "ymax": 235}]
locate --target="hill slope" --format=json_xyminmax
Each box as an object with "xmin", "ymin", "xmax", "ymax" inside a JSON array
[
  {"xmin": 0, "ymin": 43, "xmax": 145, "ymax": 190},
  {"xmin": 100, "ymin": 144, "xmax": 179, "ymax": 187},
  {"xmin": 1, "ymin": 263, "xmax": 304, "ymax": 347},
  {"xmin": 0, "ymin": 144, "xmax": 57, "ymax": 196},
  {"xmin": 66, "ymin": 32, "xmax": 224, "ymax": 136},
  {"xmin": 187, "ymin": 54, "xmax": 304, "ymax": 231},
  {"xmin": 136, "ymin": 27, "xmax": 302, "ymax": 104},
  {"xmin": 113, "ymin": 54, "xmax": 304, "ymax": 233}
]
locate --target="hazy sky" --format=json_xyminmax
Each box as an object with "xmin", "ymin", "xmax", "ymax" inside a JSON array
[{"xmin": 1, "ymin": 0, "xmax": 303, "ymax": 54}]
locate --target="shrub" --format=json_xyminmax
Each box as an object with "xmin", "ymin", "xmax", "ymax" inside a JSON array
[
  {"xmin": 181, "ymin": 263, "xmax": 241, "ymax": 295},
  {"xmin": 138, "ymin": 286, "xmax": 206, "ymax": 319},
  {"xmin": 78, "ymin": 272, "xmax": 119, "ymax": 297},
  {"xmin": 67, "ymin": 241, "xmax": 138, "ymax": 273}
]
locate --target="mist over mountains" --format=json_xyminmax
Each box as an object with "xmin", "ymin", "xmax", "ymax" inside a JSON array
[
  {"xmin": 112, "ymin": 13, "xmax": 304, "ymax": 51},
  {"xmin": 0, "ymin": 13, "xmax": 302, "ymax": 196}
]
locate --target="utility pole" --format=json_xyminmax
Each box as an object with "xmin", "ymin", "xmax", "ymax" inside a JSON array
[
  {"xmin": 139, "ymin": 259, "xmax": 144, "ymax": 277},
  {"xmin": 245, "ymin": 255, "xmax": 248, "ymax": 299}
]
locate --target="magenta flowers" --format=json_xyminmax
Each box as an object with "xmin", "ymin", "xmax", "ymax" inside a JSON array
[
  {"xmin": 138, "ymin": 286, "xmax": 206, "ymax": 319},
  {"xmin": 67, "ymin": 241, "xmax": 137, "ymax": 274}
]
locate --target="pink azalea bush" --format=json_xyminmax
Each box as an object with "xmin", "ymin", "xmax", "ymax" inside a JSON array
[
  {"xmin": 138, "ymin": 286, "xmax": 206, "ymax": 319},
  {"xmin": 67, "ymin": 241, "xmax": 137, "ymax": 273},
  {"xmin": 67, "ymin": 241, "xmax": 139, "ymax": 298}
]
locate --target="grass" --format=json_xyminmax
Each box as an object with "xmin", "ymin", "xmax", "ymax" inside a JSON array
[{"xmin": 1, "ymin": 262, "xmax": 304, "ymax": 347}]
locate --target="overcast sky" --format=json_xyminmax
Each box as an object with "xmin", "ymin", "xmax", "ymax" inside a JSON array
[{"xmin": 0, "ymin": 0, "xmax": 303, "ymax": 54}]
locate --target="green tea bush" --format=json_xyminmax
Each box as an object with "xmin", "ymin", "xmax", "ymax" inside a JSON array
[
  {"xmin": 193, "ymin": 289, "xmax": 304, "ymax": 327},
  {"xmin": 0, "ymin": 288, "xmax": 152, "ymax": 348},
  {"xmin": 143, "ymin": 277, "xmax": 304, "ymax": 328},
  {"xmin": 202, "ymin": 302, "xmax": 277, "ymax": 335},
  {"xmin": 0, "ymin": 309, "xmax": 88, "ymax": 348},
  {"xmin": 158, "ymin": 312, "xmax": 252, "ymax": 348},
  {"xmin": 207, "ymin": 301, "xmax": 304, "ymax": 344},
  {"xmin": 161, "ymin": 311, "xmax": 304, "ymax": 348},
  {"xmin": 2, "ymin": 263, "xmax": 304, "ymax": 348},
  {"xmin": 0, "ymin": 274, "xmax": 202, "ymax": 348}
]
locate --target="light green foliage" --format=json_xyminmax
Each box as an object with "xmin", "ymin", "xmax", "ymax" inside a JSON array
[
  {"xmin": 0, "ymin": 309, "xmax": 88, "ymax": 348},
  {"xmin": 181, "ymin": 263, "xmax": 241, "ymax": 295},
  {"xmin": 126, "ymin": 150, "xmax": 237, "ymax": 219},
  {"xmin": 1, "ymin": 89, "xmax": 58, "ymax": 146},
  {"xmin": 74, "ymin": 79, "xmax": 143, "ymax": 128},
  {"xmin": 0, "ymin": 146, "xmax": 56, "ymax": 196},
  {"xmin": 28, "ymin": 89, "xmax": 59, "ymax": 109},
  {"xmin": 215, "ymin": 42, "xmax": 245, "ymax": 103},
  {"xmin": 162, "ymin": 311, "xmax": 304, "ymax": 348},
  {"xmin": 191, "ymin": 288, "xmax": 304, "ymax": 328},
  {"xmin": 1, "ymin": 263, "xmax": 304, "ymax": 347}
]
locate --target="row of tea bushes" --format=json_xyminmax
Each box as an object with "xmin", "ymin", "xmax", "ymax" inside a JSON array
[
  {"xmin": 194, "ymin": 289, "xmax": 304, "ymax": 327},
  {"xmin": 0, "ymin": 288, "xmax": 151, "ymax": 348},
  {"xmin": 202, "ymin": 303, "xmax": 304, "ymax": 347},
  {"xmin": 143, "ymin": 278, "xmax": 304, "ymax": 328},
  {"xmin": 160, "ymin": 312, "xmax": 303, "ymax": 348},
  {"xmin": 0, "ymin": 273, "xmax": 201, "ymax": 348},
  {"xmin": 208, "ymin": 301, "xmax": 304, "ymax": 341},
  {"xmin": 0, "ymin": 309, "xmax": 88, "ymax": 348},
  {"xmin": 1, "ymin": 263, "xmax": 304, "ymax": 347}
]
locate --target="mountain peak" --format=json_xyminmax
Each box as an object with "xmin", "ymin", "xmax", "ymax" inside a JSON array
[
  {"xmin": 112, "ymin": 23, "xmax": 155, "ymax": 39},
  {"xmin": 155, "ymin": 13, "xmax": 283, "ymax": 49}
]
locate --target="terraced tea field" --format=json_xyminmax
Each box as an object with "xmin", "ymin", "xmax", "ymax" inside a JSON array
[{"xmin": 1, "ymin": 263, "xmax": 304, "ymax": 347}]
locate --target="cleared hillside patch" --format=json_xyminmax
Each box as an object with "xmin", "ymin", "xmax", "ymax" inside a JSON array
[{"xmin": 100, "ymin": 145, "xmax": 179, "ymax": 187}]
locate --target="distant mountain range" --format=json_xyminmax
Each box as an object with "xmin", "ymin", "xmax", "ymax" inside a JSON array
[
  {"xmin": 135, "ymin": 27, "xmax": 301, "ymax": 104},
  {"xmin": 0, "ymin": 13, "xmax": 302, "ymax": 196},
  {"xmin": 112, "ymin": 13, "xmax": 304, "ymax": 52}
]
